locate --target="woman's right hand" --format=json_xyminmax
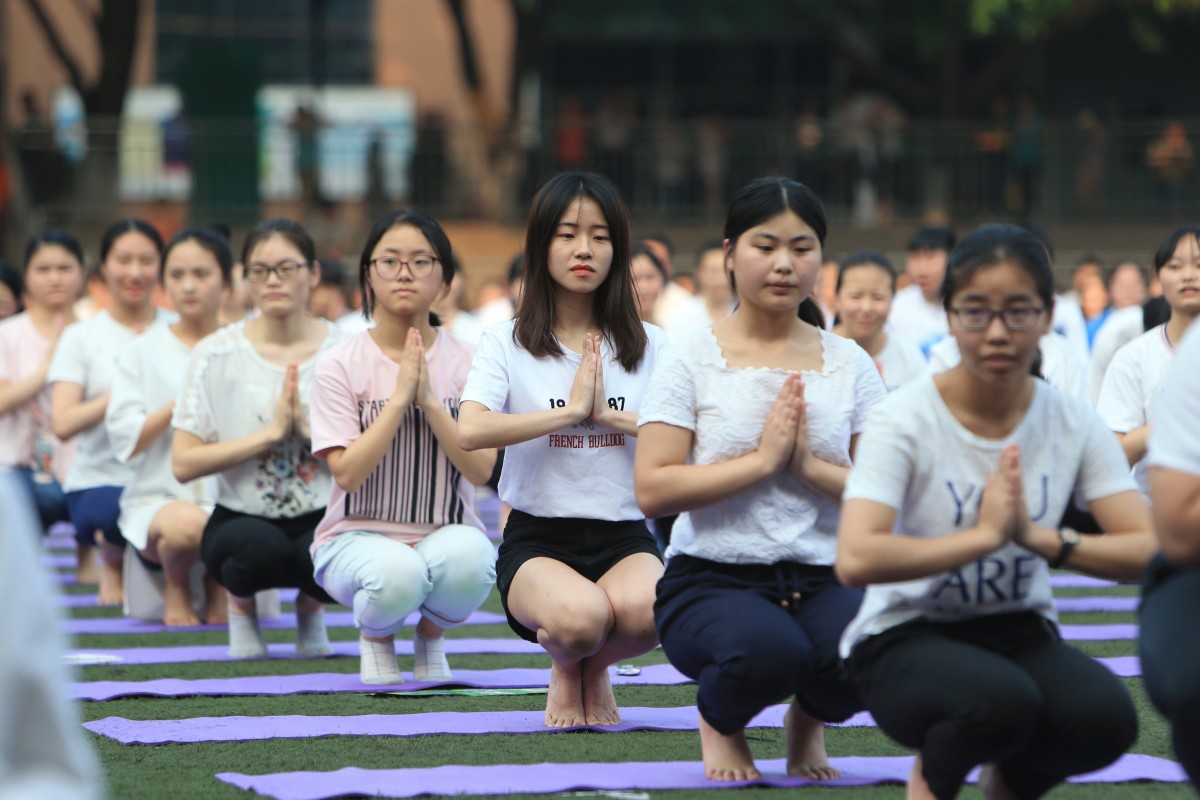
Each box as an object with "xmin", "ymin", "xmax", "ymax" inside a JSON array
[
  {"xmin": 393, "ymin": 327, "xmax": 423, "ymax": 408},
  {"xmin": 269, "ymin": 364, "xmax": 298, "ymax": 443},
  {"xmin": 757, "ymin": 373, "xmax": 802, "ymax": 474},
  {"xmin": 566, "ymin": 333, "xmax": 598, "ymax": 421},
  {"xmin": 978, "ymin": 443, "xmax": 1022, "ymax": 549}
]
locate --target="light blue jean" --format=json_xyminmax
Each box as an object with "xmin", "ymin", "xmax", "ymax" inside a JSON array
[{"xmin": 313, "ymin": 525, "xmax": 496, "ymax": 637}]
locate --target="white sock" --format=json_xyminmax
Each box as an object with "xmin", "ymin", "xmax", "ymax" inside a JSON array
[
  {"xmin": 296, "ymin": 606, "xmax": 333, "ymax": 656},
  {"xmin": 359, "ymin": 637, "xmax": 403, "ymax": 685},
  {"xmin": 227, "ymin": 610, "xmax": 267, "ymax": 659},
  {"xmin": 413, "ymin": 631, "xmax": 452, "ymax": 681}
]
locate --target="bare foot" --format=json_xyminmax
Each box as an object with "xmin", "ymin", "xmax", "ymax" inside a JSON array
[
  {"xmin": 544, "ymin": 660, "xmax": 585, "ymax": 728},
  {"xmin": 978, "ymin": 763, "xmax": 1018, "ymax": 800},
  {"xmin": 581, "ymin": 658, "xmax": 621, "ymax": 726},
  {"xmin": 75, "ymin": 544, "xmax": 99, "ymax": 586},
  {"xmin": 203, "ymin": 578, "xmax": 228, "ymax": 624},
  {"xmin": 96, "ymin": 554, "xmax": 124, "ymax": 606},
  {"xmin": 906, "ymin": 755, "xmax": 936, "ymax": 800},
  {"xmin": 163, "ymin": 580, "xmax": 201, "ymax": 627},
  {"xmin": 698, "ymin": 715, "xmax": 761, "ymax": 782},
  {"xmin": 784, "ymin": 702, "xmax": 839, "ymax": 781}
]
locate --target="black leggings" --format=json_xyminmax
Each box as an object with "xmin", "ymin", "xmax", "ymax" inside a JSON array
[
  {"xmin": 200, "ymin": 505, "xmax": 332, "ymax": 602},
  {"xmin": 1140, "ymin": 554, "xmax": 1200, "ymax": 785},
  {"xmin": 849, "ymin": 612, "xmax": 1137, "ymax": 800}
]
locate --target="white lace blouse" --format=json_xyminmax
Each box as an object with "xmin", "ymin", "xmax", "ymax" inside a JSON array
[{"xmin": 638, "ymin": 327, "xmax": 887, "ymax": 565}]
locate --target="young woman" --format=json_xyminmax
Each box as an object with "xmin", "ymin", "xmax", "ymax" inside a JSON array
[
  {"xmin": 0, "ymin": 231, "xmax": 84, "ymax": 532},
  {"xmin": 837, "ymin": 224, "xmax": 1154, "ymax": 800},
  {"xmin": 635, "ymin": 177, "xmax": 886, "ymax": 782},
  {"xmin": 631, "ymin": 243, "xmax": 667, "ymax": 325},
  {"xmin": 172, "ymin": 219, "xmax": 343, "ymax": 658},
  {"xmin": 49, "ymin": 220, "xmax": 171, "ymax": 603},
  {"xmin": 831, "ymin": 250, "xmax": 925, "ymax": 391},
  {"xmin": 105, "ymin": 228, "xmax": 230, "ymax": 626},
  {"xmin": 458, "ymin": 171, "xmax": 667, "ymax": 727},
  {"xmin": 1141, "ymin": 323, "xmax": 1200, "ymax": 785},
  {"xmin": 310, "ymin": 210, "xmax": 497, "ymax": 684},
  {"xmin": 1097, "ymin": 225, "xmax": 1200, "ymax": 496}
]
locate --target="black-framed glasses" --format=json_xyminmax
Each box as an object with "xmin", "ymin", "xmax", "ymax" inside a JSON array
[
  {"xmin": 949, "ymin": 306, "xmax": 1045, "ymax": 331},
  {"xmin": 244, "ymin": 260, "xmax": 307, "ymax": 282},
  {"xmin": 371, "ymin": 255, "xmax": 439, "ymax": 279}
]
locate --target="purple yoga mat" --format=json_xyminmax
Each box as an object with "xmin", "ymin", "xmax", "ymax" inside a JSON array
[
  {"xmin": 68, "ymin": 637, "xmax": 543, "ymax": 665},
  {"xmin": 215, "ymin": 754, "xmax": 1186, "ymax": 799},
  {"xmin": 70, "ymin": 657, "xmax": 1141, "ymax": 701},
  {"xmin": 1049, "ymin": 574, "xmax": 1119, "ymax": 588},
  {"xmin": 1056, "ymin": 596, "xmax": 1138, "ymax": 613},
  {"xmin": 84, "ymin": 707, "xmax": 880, "ymax": 745},
  {"xmin": 42, "ymin": 553, "xmax": 77, "ymax": 569},
  {"xmin": 72, "ymin": 663, "xmax": 691, "ymax": 701},
  {"xmin": 62, "ymin": 609, "xmax": 506, "ymax": 635},
  {"xmin": 1058, "ymin": 623, "xmax": 1137, "ymax": 641}
]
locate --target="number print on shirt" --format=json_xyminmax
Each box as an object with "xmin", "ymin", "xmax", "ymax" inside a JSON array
[{"xmin": 607, "ymin": 396, "xmax": 625, "ymax": 410}]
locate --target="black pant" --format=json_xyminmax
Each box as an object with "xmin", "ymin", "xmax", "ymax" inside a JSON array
[
  {"xmin": 849, "ymin": 612, "xmax": 1137, "ymax": 800},
  {"xmin": 654, "ymin": 554, "xmax": 864, "ymax": 734},
  {"xmin": 200, "ymin": 505, "xmax": 332, "ymax": 602},
  {"xmin": 1140, "ymin": 554, "xmax": 1200, "ymax": 785}
]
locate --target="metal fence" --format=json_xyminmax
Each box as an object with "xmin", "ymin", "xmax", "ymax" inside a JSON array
[{"xmin": 7, "ymin": 116, "xmax": 1199, "ymax": 232}]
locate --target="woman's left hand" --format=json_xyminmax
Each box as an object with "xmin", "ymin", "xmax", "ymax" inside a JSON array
[{"xmin": 786, "ymin": 379, "xmax": 812, "ymax": 477}]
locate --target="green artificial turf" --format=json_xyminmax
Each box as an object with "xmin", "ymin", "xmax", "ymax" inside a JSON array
[{"xmin": 57, "ymin": 566, "xmax": 1185, "ymax": 800}]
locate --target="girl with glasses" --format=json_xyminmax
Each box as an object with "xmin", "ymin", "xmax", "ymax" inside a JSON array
[
  {"xmin": 172, "ymin": 219, "xmax": 343, "ymax": 658},
  {"xmin": 307, "ymin": 210, "xmax": 497, "ymax": 684},
  {"xmin": 105, "ymin": 227, "xmax": 230, "ymax": 626},
  {"xmin": 49, "ymin": 219, "xmax": 172, "ymax": 604},
  {"xmin": 636, "ymin": 177, "xmax": 887, "ymax": 781},
  {"xmin": 837, "ymin": 224, "xmax": 1154, "ymax": 800},
  {"xmin": 458, "ymin": 172, "xmax": 667, "ymax": 727}
]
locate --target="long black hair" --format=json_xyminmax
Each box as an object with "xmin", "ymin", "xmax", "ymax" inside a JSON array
[{"xmin": 515, "ymin": 171, "xmax": 647, "ymax": 371}]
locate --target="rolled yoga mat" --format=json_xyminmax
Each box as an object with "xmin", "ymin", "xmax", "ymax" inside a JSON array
[
  {"xmin": 61, "ymin": 610, "xmax": 507, "ymax": 635},
  {"xmin": 84, "ymin": 706, "xmax": 880, "ymax": 745},
  {"xmin": 71, "ymin": 663, "xmax": 693, "ymax": 701},
  {"xmin": 214, "ymin": 755, "xmax": 1187, "ymax": 799},
  {"xmin": 72, "ymin": 658, "xmax": 1141, "ymax": 701}
]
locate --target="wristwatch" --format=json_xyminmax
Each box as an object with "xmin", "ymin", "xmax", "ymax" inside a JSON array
[{"xmin": 1048, "ymin": 527, "xmax": 1081, "ymax": 569}]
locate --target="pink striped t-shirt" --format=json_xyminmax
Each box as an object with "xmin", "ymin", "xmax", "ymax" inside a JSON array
[{"xmin": 309, "ymin": 329, "xmax": 484, "ymax": 553}]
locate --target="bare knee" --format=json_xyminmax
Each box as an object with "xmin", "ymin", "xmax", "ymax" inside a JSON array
[{"xmin": 542, "ymin": 597, "xmax": 613, "ymax": 657}]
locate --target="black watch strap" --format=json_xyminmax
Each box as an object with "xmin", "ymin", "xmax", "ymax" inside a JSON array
[{"xmin": 1048, "ymin": 528, "xmax": 1079, "ymax": 569}]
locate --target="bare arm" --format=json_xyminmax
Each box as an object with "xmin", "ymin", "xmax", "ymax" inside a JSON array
[
  {"xmin": 0, "ymin": 368, "xmax": 51, "ymax": 417},
  {"xmin": 1115, "ymin": 425, "xmax": 1149, "ymax": 466},
  {"xmin": 1150, "ymin": 467, "xmax": 1200, "ymax": 567},
  {"xmin": 129, "ymin": 403, "xmax": 175, "ymax": 459},
  {"xmin": 50, "ymin": 382, "xmax": 110, "ymax": 440},
  {"xmin": 635, "ymin": 374, "xmax": 804, "ymax": 519},
  {"xmin": 1016, "ymin": 490, "xmax": 1155, "ymax": 581},
  {"xmin": 423, "ymin": 400, "xmax": 496, "ymax": 486},
  {"xmin": 835, "ymin": 445, "xmax": 1021, "ymax": 587}
]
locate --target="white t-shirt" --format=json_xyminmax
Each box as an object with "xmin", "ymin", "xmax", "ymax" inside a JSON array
[
  {"xmin": 888, "ymin": 285, "xmax": 947, "ymax": 358},
  {"xmin": 840, "ymin": 376, "xmax": 1136, "ymax": 658},
  {"xmin": 460, "ymin": 319, "xmax": 666, "ymax": 521},
  {"xmin": 47, "ymin": 309, "xmax": 174, "ymax": 492},
  {"xmin": 0, "ymin": 314, "xmax": 62, "ymax": 473},
  {"xmin": 0, "ymin": 473, "xmax": 103, "ymax": 800},
  {"xmin": 1051, "ymin": 293, "xmax": 1091, "ymax": 369},
  {"xmin": 927, "ymin": 332, "xmax": 1089, "ymax": 403},
  {"xmin": 310, "ymin": 330, "xmax": 484, "ymax": 552},
  {"xmin": 1096, "ymin": 324, "xmax": 1177, "ymax": 495},
  {"xmin": 106, "ymin": 325, "xmax": 218, "ymax": 549},
  {"xmin": 639, "ymin": 328, "xmax": 886, "ymax": 565},
  {"xmin": 1148, "ymin": 323, "xmax": 1200, "ymax": 477},
  {"xmin": 1089, "ymin": 306, "xmax": 1144, "ymax": 405},
  {"xmin": 663, "ymin": 296, "xmax": 723, "ymax": 340},
  {"xmin": 653, "ymin": 281, "xmax": 701, "ymax": 331},
  {"xmin": 445, "ymin": 310, "xmax": 486, "ymax": 346},
  {"xmin": 173, "ymin": 320, "xmax": 344, "ymax": 518},
  {"xmin": 874, "ymin": 332, "xmax": 926, "ymax": 392}
]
